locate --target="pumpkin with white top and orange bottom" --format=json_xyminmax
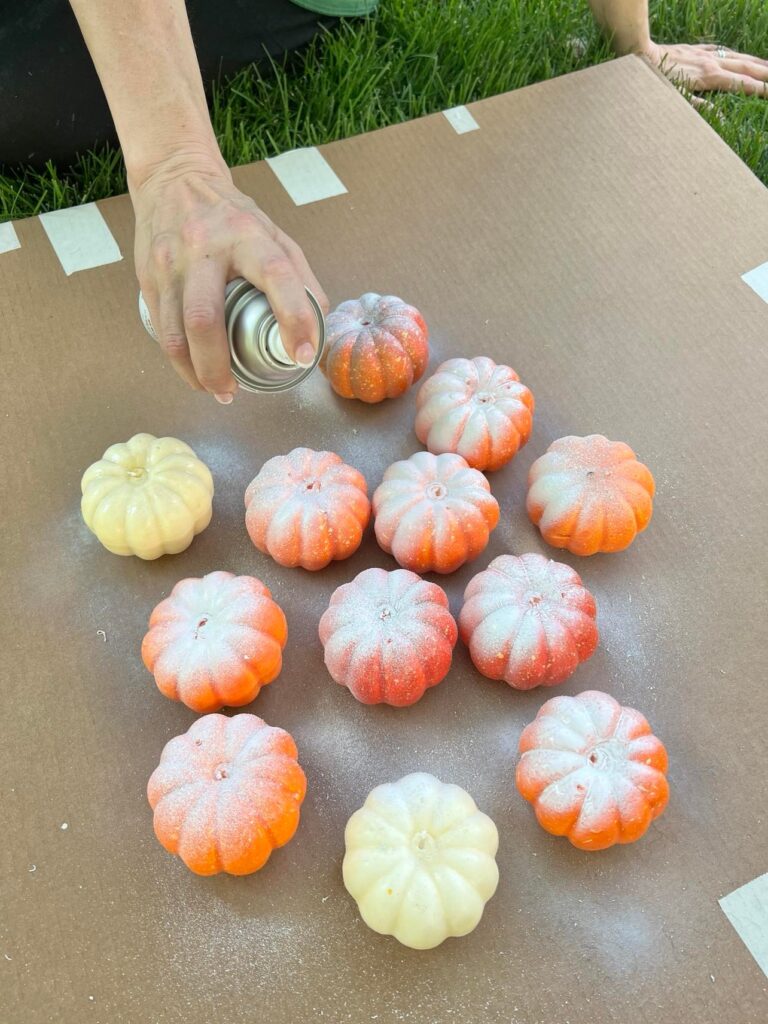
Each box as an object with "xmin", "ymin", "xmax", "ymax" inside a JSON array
[
  {"xmin": 516, "ymin": 690, "xmax": 669, "ymax": 850},
  {"xmin": 142, "ymin": 571, "xmax": 288, "ymax": 713}
]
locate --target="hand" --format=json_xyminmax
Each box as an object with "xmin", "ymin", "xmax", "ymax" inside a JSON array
[
  {"xmin": 131, "ymin": 155, "xmax": 329, "ymax": 403},
  {"xmin": 646, "ymin": 41, "xmax": 768, "ymax": 97}
]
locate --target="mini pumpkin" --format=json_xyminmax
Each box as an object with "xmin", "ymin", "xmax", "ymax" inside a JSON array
[
  {"xmin": 459, "ymin": 553, "xmax": 598, "ymax": 690},
  {"xmin": 415, "ymin": 356, "xmax": 534, "ymax": 471},
  {"xmin": 245, "ymin": 447, "xmax": 370, "ymax": 571},
  {"xmin": 319, "ymin": 567, "xmax": 458, "ymax": 707},
  {"xmin": 81, "ymin": 433, "xmax": 213, "ymax": 559},
  {"xmin": 343, "ymin": 772, "xmax": 499, "ymax": 949},
  {"xmin": 141, "ymin": 571, "xmax": 288, "ymax": 713},
  {"xmin": 147, "ymin": 713, "xmax": 306, "ymax": 876},
  {"xmin": 321, "ymin": 293, "xmax": 429, "ymax": 403},
  {"xmin": 527, "ymin": 434, "xmax": 655, "ymax": 555},
  {"xmin": 516, "ymin": 690, "xmax": 669, "ymax": 851},
  {"xmin": 372, "ymin": 452, "xmax": 499, "ymax": 574}
]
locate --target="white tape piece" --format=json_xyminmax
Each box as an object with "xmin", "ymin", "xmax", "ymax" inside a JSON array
[
  {"xmin": 443, "ymin": 106, "xmax": 480, "ymax": 135},
  {"xmin": 741, "ymin": 261, "xmax": 768, "ymax": 304},
  {"xmin": 266, "ymin": 147, "xmax": 347, "ymax": 207},
  {"xmin": 719, "ymin": 872, "xmax": 768, "ymax": 979},
  {"xmin": 0, "ymin": 221, "xmax": 21, "ymax": 255},
  {"xmin": 38, "ymin": 203, "xmax": 122, "ymax": 276}
]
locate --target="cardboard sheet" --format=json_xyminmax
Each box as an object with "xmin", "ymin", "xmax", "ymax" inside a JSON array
[{"xmin": 2, "ymin": 56, "xmax": 767, "ymax": 1024}]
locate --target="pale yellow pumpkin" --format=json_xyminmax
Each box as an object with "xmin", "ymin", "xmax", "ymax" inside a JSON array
[
  {"xmin": 81, "ymin": 433, "xmax": 214, "ymax": 559},
  {"xmin": 343, "ymin": 772, "xmax": 499, "ymax": 949}
]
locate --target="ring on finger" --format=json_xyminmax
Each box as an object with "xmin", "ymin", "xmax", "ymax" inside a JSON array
[{"xmin": 715, "ymin": 45, "xmax": 727, "ymax": 59}]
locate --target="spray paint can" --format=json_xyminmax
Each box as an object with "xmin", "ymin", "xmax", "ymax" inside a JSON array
[{"xmin": 138, "ymin": 277, "xmax": 325, "ymax": 393}]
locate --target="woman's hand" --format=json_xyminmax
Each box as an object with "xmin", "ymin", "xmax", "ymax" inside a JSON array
[
  {"xmin": 646, "ymin": 41, "xmax": 768, "ymax": 96},
  {"xmin": 132, "ymin": 154, "xmax": 329, "ymax": 403},
  {"xmin": 67, "ymin": 1, "xmax": 328, "ymax": 402}
]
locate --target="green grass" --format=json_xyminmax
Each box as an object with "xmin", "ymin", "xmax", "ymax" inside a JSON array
[{"xmin": 1, "ymin": 0, "xmax": 767, "ymax": 219}]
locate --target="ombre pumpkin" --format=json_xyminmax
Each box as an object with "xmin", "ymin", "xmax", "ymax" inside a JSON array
[
  {"xmin": 245, "ymin": 447, "xmax": 370, "ymax": 570},
  {"xmin": 141, "ymin": 571, "xmax": 287, "ymax": 712},
  {"xmin": 415, "ymin": 356, "xmax": 534, "ymax": 471},
  {"xmin": 527, "ymin": 434, "xmax": 654, "ymax": 555},
  {"xmin": 147, "ymin": 714, "xmax": 306, "ymax": 875},
  {"xmin": 516, "ymin": 690, "xmax": 669, "ymax": 851},
  {"xmin": 322, "ymin": 293, "xmax": 429, "ymax": 403},
  {"xmin": 372, "ymin": 452, "xmax": 499, "ymax": 574}
]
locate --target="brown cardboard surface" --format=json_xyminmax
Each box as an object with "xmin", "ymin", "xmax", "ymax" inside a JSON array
[{"xmin": 1, "ymin": 55, "xmax": 767, "ymax": 1024}]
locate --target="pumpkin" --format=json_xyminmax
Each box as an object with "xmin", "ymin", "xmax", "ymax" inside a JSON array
[
  {"xmin": 147, "ymin": 713, "xmax": 306, "ymax": 875},
  {"xmin": 343, "ymin": 772, "xmax": 499, "ymax": 949},
  {"xmin": 81, "ymin": 433, "xmax": 213, "ymax": 559},
  {"xmin": 526, "ymin": 434, "xmax": 654, "ymax": 555},
  {"xmin": 245, "ymin": 447, "xmax": 370, "ymax": 571},
  {"xmin": 459, "ymin": 553, "xmax": 598, "ymax": 690},
  {"xmin": 372, "ymin": 452, "xmax": 499, "ymax": 574},
  {"xmin": 141, "ymin": 571, "xmax": 288, "ymax": 713},
  {"xmin": 321, "ymin": 293, "xmax": 429, "ymax": 403},
  {"xmin": 415, "ymin": 356, "xmax": 535, "ymax": 471},
  {"xmin": 319, "ymin": 567, "xmax": 458, "ymax": 707},
  {"xmin": 516, "ymin": 690, "xmax": 669, "ymax": 851}
]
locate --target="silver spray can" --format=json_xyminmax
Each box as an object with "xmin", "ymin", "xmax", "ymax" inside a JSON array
[{"xmin": 138, "ymin": 277, "xmax": 325, "ymax": 393}]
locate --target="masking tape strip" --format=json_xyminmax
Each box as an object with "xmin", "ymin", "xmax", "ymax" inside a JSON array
[
  {"xmin": 443, "ymin": 106, "xmax": 480, "ymax": 135},
  {"xmin": 0, "ymin": 221, "xmax": 21, "ymax": 255},
  {"xmin": 741, "ymin": 261, "xmax": 768, "ymax": 304},
  {"xmin": 38, "ymin": 203, "xmax": 122, "ymax": 276},
  {"xmin": 266, "ymin": 147, "xmax": 347, "ymax": 207},
  {"xmin": 719, "ymin": 872, "xmax": 768, "ymax": 979}
]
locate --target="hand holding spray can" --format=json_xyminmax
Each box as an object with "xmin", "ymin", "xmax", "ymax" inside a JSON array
[{"xmin": 139, "ymin": 277, "xmax": 326, "ymax": 393}]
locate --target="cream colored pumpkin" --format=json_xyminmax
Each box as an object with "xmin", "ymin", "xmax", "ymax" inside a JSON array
[
  {"xmin": 81, "ymin": 433, "xmax": 214, "ymax": 559},
  {"xmin": 343, "ymin": 772, "xmax": 499, "ymax": 949}
]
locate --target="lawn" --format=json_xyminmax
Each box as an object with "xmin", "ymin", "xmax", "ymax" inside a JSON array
[{"xmin": 1, "ymin": 0, "xmax": 767, "ymax": 220}]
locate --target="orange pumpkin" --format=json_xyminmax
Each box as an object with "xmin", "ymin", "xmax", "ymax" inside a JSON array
[
  {"xmin": 415, "ymin": 356, "xmax": 534, "ymax": 471},
  {"xmin": 459, "ymin": 553, "xmax": 598, "ymax": 689},
  {"xmin": 321, "ymin": 293, "xmax": 429, "ymax": 403},
  {"xmin": 516, "ymin": 690, "xmax": 669, "ymax": 851},
  {"xmin": 527, "ymin": 434, "xmax": 654, "ymax": 555},
  {"xmin": 319, "ymin": 567, "xmax": 458, "ymax": 706},
  {"xmin": 245, "ymin": 447, "xmax": 370, "ymax": 570},
  {"xmin": 373, "ymin": 452, "xmax": 499, "ymax": 574},
  {"xmin": 147, "ymin": 713, "xmax": 306, "ymax": 875},
  {"xmin": 141, "ymin": 571, "xmax": 287, "ymax": 712}
]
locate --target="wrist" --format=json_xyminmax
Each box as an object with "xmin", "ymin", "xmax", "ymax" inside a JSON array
[
  {"xmin": 610, "ymin": 24, "xmax": 651, "ymax": 57},
  {"xmin": 126, "ymin": 128, "xmax": 230, "ymax": 195},
  {"xmin": 589, "ymin": 1, "xmax": 653, "ymax": 57},
  {"xmin": 639, "ymin": 39, "xmax": 662, "ymax": 63},
  {"xmin": 610, "ymin": 29, "xmax": 654, "ymax": 57}
]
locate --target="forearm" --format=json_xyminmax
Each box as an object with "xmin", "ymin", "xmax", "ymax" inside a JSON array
[
  {"xmin": 68, "ymin": 0, "xmax": 226, "ymax": 190},
  {"xmin": 587, "ymin": 0, "xmax": 652, "ymax": 55}
]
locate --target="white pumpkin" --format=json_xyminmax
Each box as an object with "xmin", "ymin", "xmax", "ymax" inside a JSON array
[
  {"xmin": 343, "ymin": 772, "xmax": 499, "ymax": 949},
  {"xmin": 81, "ymin": 433, "xmax": 214, "ymax": 559}
]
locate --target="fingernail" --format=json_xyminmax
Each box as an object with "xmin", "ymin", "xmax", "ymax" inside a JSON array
[
  {"xmin": 295, "ymin": 342, "xmax": 316, "ymax": 368},
  {"xmin": 215, "ymin": 392, "xmax": 234, "ymax": 405}
]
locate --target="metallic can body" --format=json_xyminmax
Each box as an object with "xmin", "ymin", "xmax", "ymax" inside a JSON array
[{"xmin": 138, "ymin": 277, "xmax": 325, "ymax": 393}]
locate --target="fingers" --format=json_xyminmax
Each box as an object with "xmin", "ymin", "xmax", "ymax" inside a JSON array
[
  {"xmin": 154, "ymin": 278, "xmax": 204, "ymax": 391},
  {"xmin": 721, "ymin": 58, "xmax": 768, "ymax": 84},
  {"xmin": 699, "ymin": 45, "xmax": 768, "ymax": 68},
  {"xmin": 706, "ymin": 67, "xmax": 768, "ymax": 96},
  {"xmin": 677, "ymin": 55, "xmax": 768, "ymax": 95},
  {"xmin": 182, "ymin": 259, "xmax": 236, "ymax": 402},
  {"xmin": 276, "ymin": 230, "xmax": 330, "ymax": 315},
  {"xmin": 233, "ymin": 238, "xmax": 322, "ymax": 367},
  {"xmin": 689, "ymin": 95, "xmax": 716, "ymax": 114},
  {"xmin": 726, "ymin": 72, "xmax": 768, "ymax": 96},
  {"xmin": 139, "ymin": 177, "xmax": 329, "ymax": 397},
  {"xmin": 730, "ymin": 51, "xmax": 768, "ymax": 68}
]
